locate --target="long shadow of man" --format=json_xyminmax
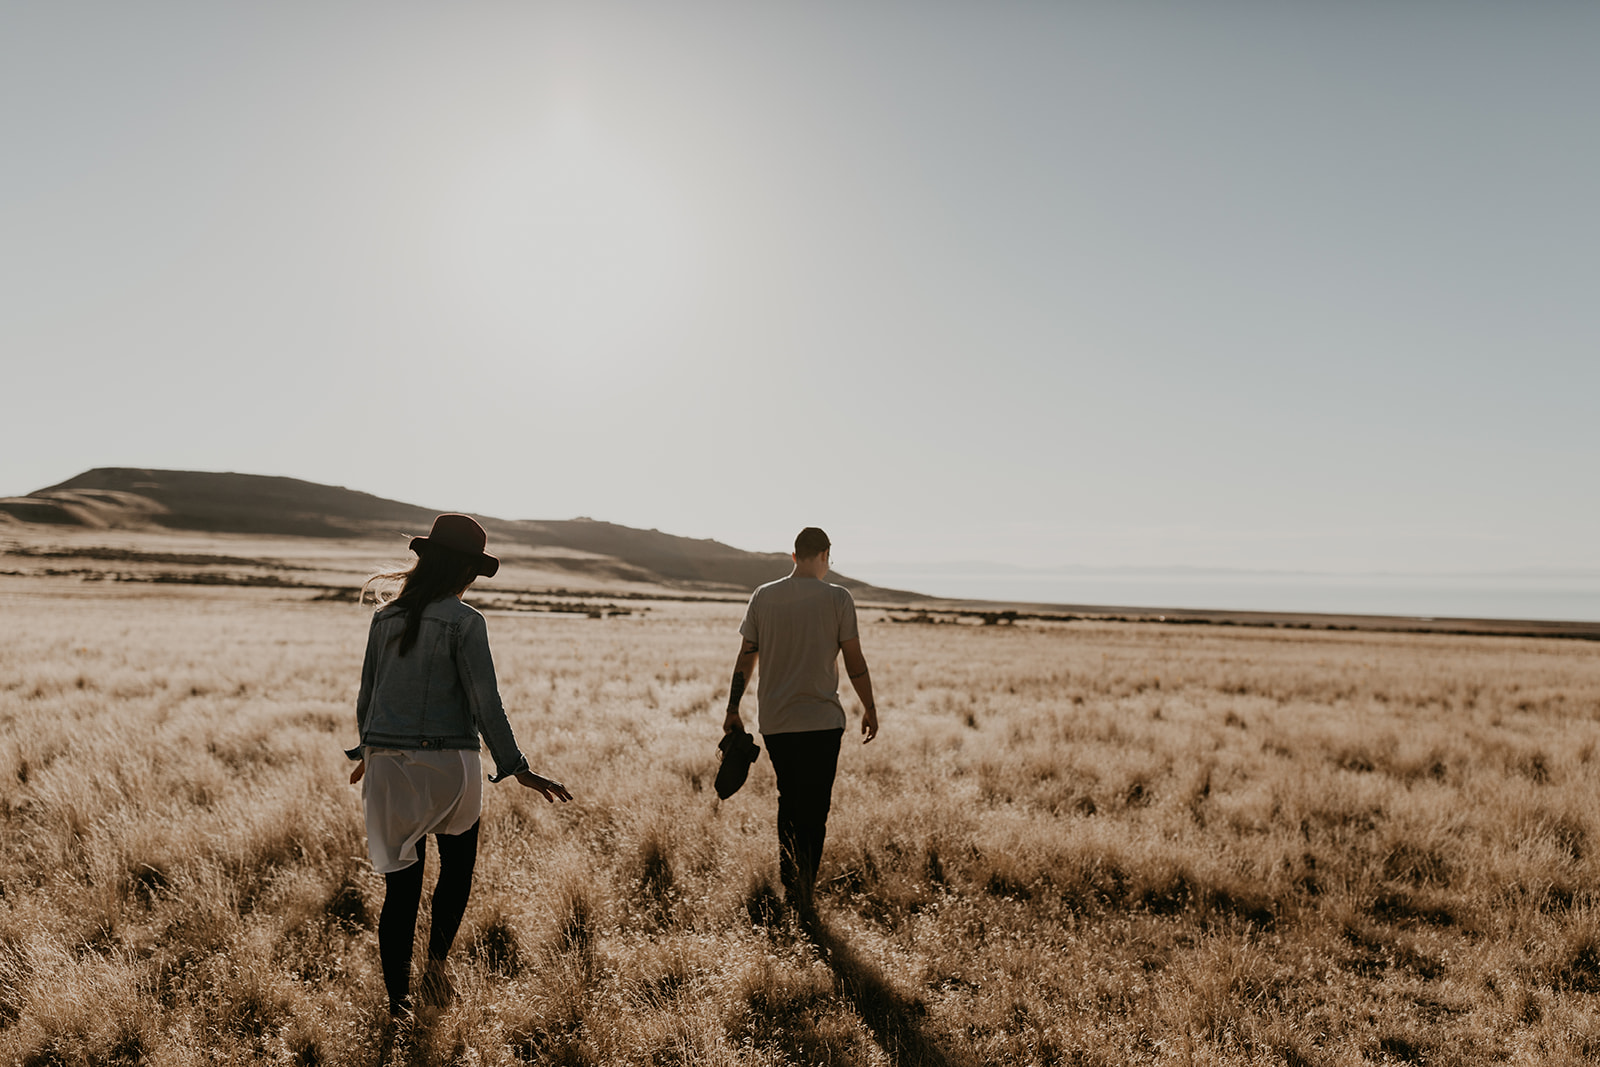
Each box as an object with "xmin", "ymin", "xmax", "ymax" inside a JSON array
[{"xmin": 795, "ymin": 910, "xmax": 971, "ymax": 1067}]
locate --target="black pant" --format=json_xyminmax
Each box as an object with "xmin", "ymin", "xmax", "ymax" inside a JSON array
[
  {"xmin": 763, "ymin": 728, "xmax": 843, "ymax": 906},
  {"xmin": 379, "ymin": 820, "xmax": 479, "ymax": 1013}
]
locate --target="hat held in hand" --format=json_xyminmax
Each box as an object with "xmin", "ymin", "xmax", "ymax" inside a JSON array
[
  {"xmin": 410, "ymin": 513, "xmax": 499, "ymax": 578},
  {"xmin": 715, "ymin": 729, "xmax": 760, "ymax": 800}
]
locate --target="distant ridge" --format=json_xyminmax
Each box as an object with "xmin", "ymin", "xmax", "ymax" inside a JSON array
[
  {"xmin": 6, "ymin": 470, "xmax": 1598, "ymax": 639},
  {"xmin": 0, "ymin": 467, "xmax": 915, "ymax": 599},
  {"xmin": 21, "ymin": 468, "xmax": 435, "ymax": 537}
]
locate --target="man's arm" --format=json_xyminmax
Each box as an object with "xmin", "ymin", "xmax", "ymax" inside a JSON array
[
  {"xmin": 723, "ymin": 638, "xmax": 759, "ymax": 734},
  {"xmin": 840, "ymin": 637, "xmax": 878, "ymax": 743}
]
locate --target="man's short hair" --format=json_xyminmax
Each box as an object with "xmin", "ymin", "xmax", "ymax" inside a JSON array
[{"xmin": 794, "ymin": 527, "xmax": 831, "ymax": 560}]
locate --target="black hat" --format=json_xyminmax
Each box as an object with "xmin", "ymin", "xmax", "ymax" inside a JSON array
[
  {"xmin": 715, "ymin": 729, "xmax": 761, "ymax": 800},
  {"xmin": 410, "ymin": 514, "xmax": 499, "ymax": 578}
]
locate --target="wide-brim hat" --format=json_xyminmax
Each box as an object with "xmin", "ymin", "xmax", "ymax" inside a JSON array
[{"xmin": 409, "ymin": 513, "xmax": 499, "ymax": 578}]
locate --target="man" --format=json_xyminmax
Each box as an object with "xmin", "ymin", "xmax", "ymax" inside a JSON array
[{"xmin": 723, "ymin": 527, "xmax": 879, "ymax": 913}]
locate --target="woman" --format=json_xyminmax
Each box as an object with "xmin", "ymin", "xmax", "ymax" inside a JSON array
[{"xmin": 346, "ymin": 513, "xmax": 571, "ymax": 1017}]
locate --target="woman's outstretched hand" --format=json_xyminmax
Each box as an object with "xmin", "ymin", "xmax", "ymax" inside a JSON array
[
  {"xmin": 349, "ymin": 759, "xmax": 366, "ymax": 785},
  {"xmin": 515, "ymin": 769, "xmax": 572, "ymax": 803}
]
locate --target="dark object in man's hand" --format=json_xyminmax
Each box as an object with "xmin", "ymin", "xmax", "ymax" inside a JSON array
[{"xmin": 715, "ymin": 729, "xmax": 761, "ymax": 800}]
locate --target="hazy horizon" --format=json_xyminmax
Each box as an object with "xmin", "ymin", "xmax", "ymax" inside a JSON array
[
  {"xmin": 848, "ymin": 559, "xmax": 1600, "ymax": 622},
  {"xmin": 8, "ymin": 462, "xmax": 1600, "ymax": 621}
]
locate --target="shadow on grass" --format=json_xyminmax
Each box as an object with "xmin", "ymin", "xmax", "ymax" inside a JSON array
[
  {"xmin": 798, "ymin": 910, "xmax": 972, "ymax": 1067},
  {"xmin": 373, "ymin": 1005, "xmax": 458, "ymax": 1067}
]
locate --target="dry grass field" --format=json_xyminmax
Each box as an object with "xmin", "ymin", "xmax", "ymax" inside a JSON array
[{"xmin": 3, "ymin": 562, "xmax": 1600, "ymax": 1065}]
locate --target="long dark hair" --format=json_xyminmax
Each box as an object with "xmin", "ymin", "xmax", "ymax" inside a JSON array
[{"xmin": 362, "ymin": 547, "xmax": 482, "ymax": 656}]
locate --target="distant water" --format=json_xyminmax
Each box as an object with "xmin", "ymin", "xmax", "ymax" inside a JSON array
[{"xmin": 848, "ymin": 566, "xmax": 1600, "ymax": 623}]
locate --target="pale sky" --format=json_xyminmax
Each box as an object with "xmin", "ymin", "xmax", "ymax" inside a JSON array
[{"xmin": 4, "ymin": 2, "xmax": 1596, "ymax": 578}]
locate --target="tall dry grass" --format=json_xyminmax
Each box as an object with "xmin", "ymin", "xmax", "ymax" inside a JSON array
[{"xmin": 1, "ymin": 579, "xmax": 1599, "ymax": 1065}]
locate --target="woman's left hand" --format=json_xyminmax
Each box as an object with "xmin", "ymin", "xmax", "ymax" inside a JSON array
[
  {"xmin": 515, "ymin": 769, "xmax": 572, "ymax": 803},
  {"xmin": 349, "ymin": 759, "xmax": 366, "ymax": 785}
]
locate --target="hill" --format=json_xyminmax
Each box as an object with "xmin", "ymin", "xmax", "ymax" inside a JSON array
[
  {"xmin": 0, "ymin": 468, "xmax": 916, "ymax": 600},
  {"xmin": 8, "ymin": 470, "xmax": 1596, "ymax": 640}
]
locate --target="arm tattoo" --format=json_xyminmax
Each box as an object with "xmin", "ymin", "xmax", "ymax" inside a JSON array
[
  {"xmin": 848, "ymin": 667, "xmax": 869, "ymax": 680},
  {"xmin": 727, "ymin": 670, "xmax": 747, "ymax": 714}
]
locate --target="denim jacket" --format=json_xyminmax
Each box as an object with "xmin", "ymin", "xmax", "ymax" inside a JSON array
[{"xmin": 345, "ymin": 596, "xmax": 528, "ymax": 782}]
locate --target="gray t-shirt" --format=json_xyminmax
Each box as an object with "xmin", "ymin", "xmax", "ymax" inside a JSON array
[{"xmin": 739, "ymin": 574, "xmax": 860, "ymax": 735}]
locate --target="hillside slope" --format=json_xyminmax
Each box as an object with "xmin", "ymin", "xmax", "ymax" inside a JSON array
[{"xmin": 0, "ymin": 468, "xmax": 914, "ymax": 599}]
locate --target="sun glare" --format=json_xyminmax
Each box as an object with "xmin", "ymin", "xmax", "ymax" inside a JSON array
[{"xmin": 436, "ymin": 112, "xmax": 704, "ymax": 381}]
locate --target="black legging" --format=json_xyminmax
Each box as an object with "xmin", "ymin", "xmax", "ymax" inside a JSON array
[{"xmin": 379, "ymin": 820, "xmax": 480, "ymax": 1013}]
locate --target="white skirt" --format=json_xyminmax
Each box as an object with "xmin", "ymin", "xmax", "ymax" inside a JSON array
[{"xmin": 361, "ymin": 747, "xmax": 483, "ymax": 874}]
